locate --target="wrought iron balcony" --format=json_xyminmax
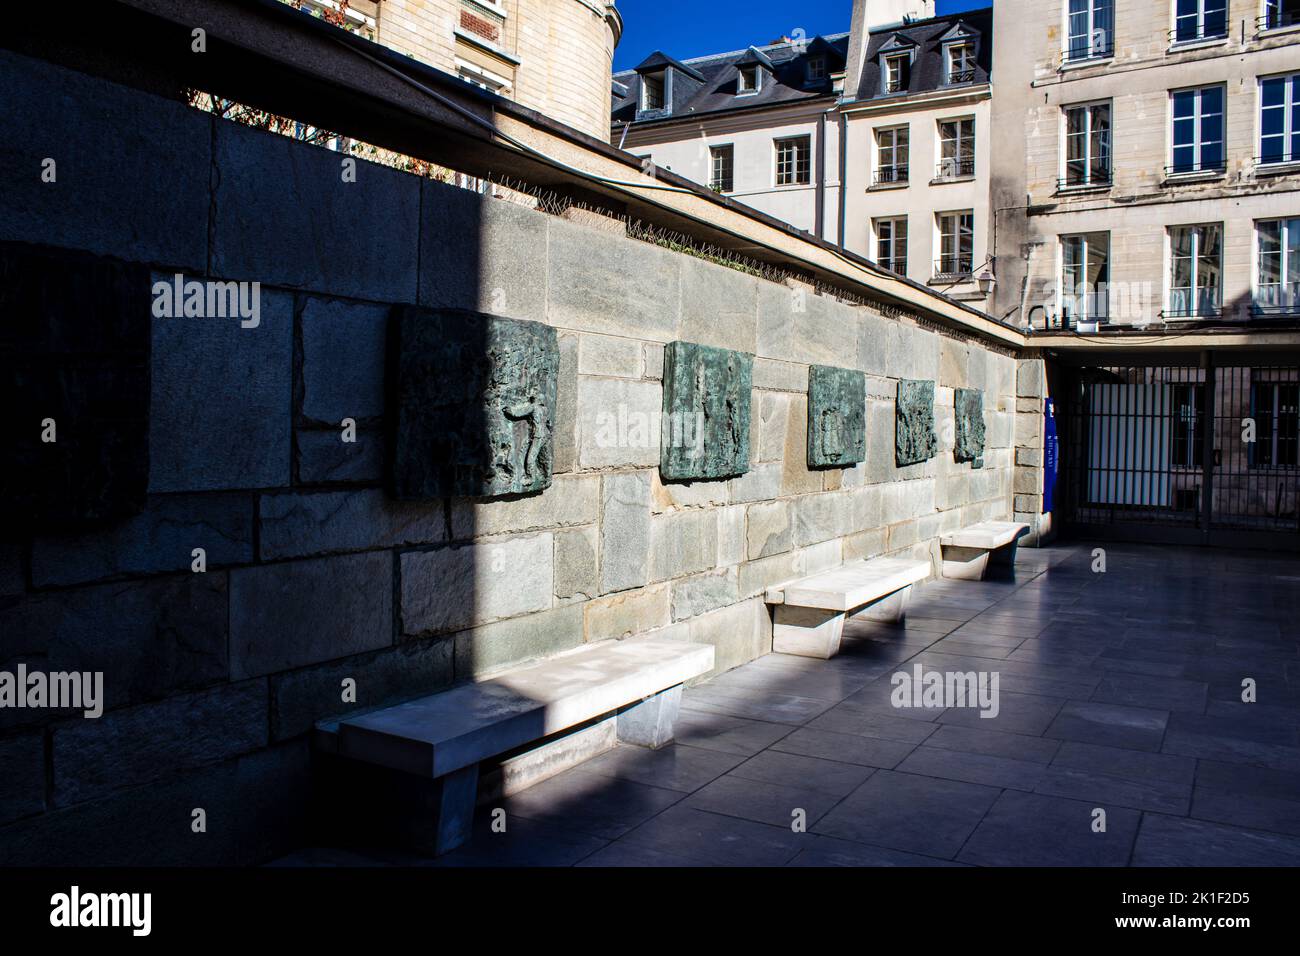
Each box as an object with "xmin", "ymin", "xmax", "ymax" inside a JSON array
[
  {"xmin": 1061, "ymin": 42, "xmax": 1113, "ymax": 65},
  {"xmin": 1164, "ymin": 158, "xmax": 1227, "ymax": 177},
  {"xmin": 1258, "ymin": 9, "xmax": 1300, "ymax": 31},
  {"xmin": 1056, "ymin": 170, "xmax": 1112, "ymax": 190},
  {"xmin": 932, "ymin": 258, "xmax": 974, "ymax": 282},
  {"xmin": 1168, "ymin": 24, "xmax": 1228, "ymax": 44},
  {"xmin": 934, "ymin": 157, "xmax": 975, "ymax": 180},
  {"xmin": 946, "ymin": 68, "xmax": 976, "ymax": 84},
  {"xmin": 872, "ymin": 165, "xmax": 909, "ymax": 186}
]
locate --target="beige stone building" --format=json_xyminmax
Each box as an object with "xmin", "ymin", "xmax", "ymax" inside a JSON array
[
  {"xmin": 990, "ymin": 0, "xmax": 1300, "ymax": 329},
  {"xmin": 294, "ymin": 0, "xmax": 623, "ymax": 139}
]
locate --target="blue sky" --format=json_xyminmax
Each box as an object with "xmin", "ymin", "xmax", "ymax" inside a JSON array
[{"xmin": 613, "ymin": 1, "xmax": 989, "ymax": 71}]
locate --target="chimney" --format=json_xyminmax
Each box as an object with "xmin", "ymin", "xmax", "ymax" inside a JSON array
[{"xmin": 844, "ymin": 0, "xmax": 936, "ymax": 97}]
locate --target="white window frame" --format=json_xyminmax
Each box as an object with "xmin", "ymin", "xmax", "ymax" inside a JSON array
[
  {"xmin": 1172, "ymin": 0, "xmax": 1228, "ymax": 43},
  {"xmin": 1255, "ymin": 217, "xmax": 1300, "ymax": 315},
  {"xmin": 1259, "ymin": 72, "xmax": 1300, "ymax": 166},
  {"xmin": 937, "ymin": 117, "xmax": 976, "ymax": 179},
  {"xmin": 1166, "ymin": 223, "xmax": 1224, "ymax": 317},
  {"xmin": 875, "ymin": 125, "xmax": 910, "ymax": 184},
  {"xmin": 738, "ymin": 64, "xmax": 762, "ymax": 95},
  {"xmin": 641, "ymin": 71, "xmax": 666, "ymax": 112},
  {"xmin": 1061, "ymin": 100, "xmax": 1112, "ymax": 187},
  {"xmin": 1169, "ymin": 84, "xmax": 1225, "ymax": 174},
  {"xmin": 935, "ymin": 210, "xmax": 975, "ymax": 277},
  {"xmin": 774, "ymin": 135, "xmax": 811, "ymax": 187},
  {"xmin": 1059, "ymin": 232, "xmax": 1110, "ymax": 324},
  {"xmin": 873, "ymin": 217, "xmax": 908, "ymax": 275},
  {"xmin": 884, "ymin": 53, "xmax": 909, "ymax": 93},
  {"xmin": 709, "ymin": 144, "xmax": 735, "ymax": 193},
  {"xmin": 455, "ymin": 58, "xmax": 512, "ymax": 94},
  {"xmin": 806, "ymin": 56, "xmax": 827, "ymax": 82},
  {"xmin": 1063, "ymin": 0, "xmax": 1114, "ymax": 63},
  {"xmin": 944, "ymin": 42, "xmax": 976, "ymax": 84},
  {"xmin": 1262, "ymin": 0, "xmax": 1300, "ymax": 31}
]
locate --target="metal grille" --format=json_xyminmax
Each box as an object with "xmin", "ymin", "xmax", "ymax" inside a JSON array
[{"xmin": 1061, "ymin": 359, "xmax": 1300, "ymax": 546}]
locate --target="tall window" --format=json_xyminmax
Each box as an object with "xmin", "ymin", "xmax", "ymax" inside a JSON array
[
  {"xmin": 936, "ymin": 211, "xmax": 974, "ymax": 276},
  {"xmin": 1063, "ymin": 102, "xmax": 1111, "ymax": 186},
  {"xmin": 1260, "ymin": 73, "xmax": 1300, "ymax": 165},
  {"xmin": 1174, "ymin": 0, "xmax": 1227, "ymax": 43},
  {"xmin": 946, "ymin": 43, "xmax": 976, "ymax": 84},
  {"xmin": 641, "ymin": 73, "xmax": 664, "ymax": 111},
  {"xmin": 1171, "ymin": 86, "xmax": 1225, "ymax": 173},
  {"xmin": 874, "ymin": 217, "xmax": 908, "ymax": 275},
  {"xmin": 1264, "ymin": 0, "xmax": 1300, "ymax": 31},
  {"xmin": 1171, "ymin": 384, "xmax": 1205, "ymax": 468},
  {"xmin": 884, "ymin": 54, "xmax": 909, "ymax": 93},
  {"xmin": 937, "ymin": 118, "xmax": 975, "ymax": 178},
  {"xmin": 1257, "ymin": 218, "xmax": 1300, "ymax": 316},
  {"xmin": 876, "ymin": 126, "xmax": 909, "ymax": 184},
  {"xmin": 774, "ymin": 136, "xmax": 810, "ymax": 186},
  {"xmin": 1066, "ymin": 0, "xmax": 1114, "ymax": 61},
  {"xmin": 709, "ymin": 145, "xmax": 734, "ymax": 193},
  {"xmin": 1250, "ymin": 381, "xmax": 1300, "ymax": 467},
  {"xmin": 1168, "ymin": 224, "xmax": 1223, "ymax": 317},
  {"xmin": 1061, "ymin": 233, "xmax": 1109, "ymax": 324}
]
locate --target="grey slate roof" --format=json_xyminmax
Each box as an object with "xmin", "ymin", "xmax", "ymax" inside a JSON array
[
  {"xmin": 848, "ymin": 8, "xmax": 992, "ymax": 102},
  {"xmin": 612, "ymin": 33, "xmax": 850, "ymax": 127}
]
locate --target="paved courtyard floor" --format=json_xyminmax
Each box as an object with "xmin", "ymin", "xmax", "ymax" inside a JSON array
[{"xmin": 282, "ymin": 542, "xmax": 1300, "ymax": 867}]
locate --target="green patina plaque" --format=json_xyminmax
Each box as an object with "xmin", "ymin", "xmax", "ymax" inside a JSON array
[
  {"xmin": 807, "ymin": 365, "xmax": 866, "ymax": 468},
  {"xmin": 954, "ymin": 387, "xmax": 986, "ymax": 467},
  {"xmin": 660, "ymin": 340, "xmax": 752, "ymax": 481},
  {"xmin": 388, "ymin": 306, "xmax": 558, "ymax": 498},
  {"xmin": 895, "ymin": 379, "xmax": 937, "ymax": 466}
]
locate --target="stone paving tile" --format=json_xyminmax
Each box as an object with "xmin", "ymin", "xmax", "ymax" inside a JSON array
[
  {"xmin": 429, "ymin": 815, "xmax": 609, "ymax": 868},
  {"xmin": 673, "ymin": 711, "xmax": 795, "ymax": 756},
  {"xmin": 1131, "ymin": 814, "xmax": 1300, "ymax": 867},
  {"xmin": 683, "ymin": 773, "xmax": 841, "ymax": 829},
  {"xmin": 1050, "ymin": 741, "xmax": 1195, "ymax": 785},
  {"xmin": 499, "ymin": 767, "xmax": 684, "ymax": 840},
  {"xmin": 614, "ymin": 805, "xmax": 804, "ymax": 866},
  {"xmin": 1190, "ymin": 787, "xmax": 1300, "ymax": 836},
  {"xmin": 895, "ymin": 747, "xmax": 1047, "ymax": 792},
  {"xmin": 957, "ymin": 791, "xmax": 1141, "ymax": 867},
  {"xmin": 804, "ymin": 702, "xmax": 942, "ymax": 744},
  {"xmin": 786, "ymin": 835, "xmax": 968, "ymax": 867},
  {"xmin": 1035, "ymin": 767, "xmax": 1191, "ymax": 815},
  {"xmin": 579, "ymin": 742, "xmax": 747, "ymax": 793},
  {"xmin": 925, "ymin": 638, "xmax": 1022, "ymax": 660},
  {"xmin": 1044, "ymin": 701, "xmax": 1170, "ymax": 753},
  {"xmin": 813, "ymin": 769, "xmax": 1001, "ymax": 859},
  {"xmin": 938, "ymin": 690, "xmax": 1067, "ymax": 736},
  {"xmin": 574, "ymin": 841, "xmax": 709, "ymax": 867},
  {"xmin": 920, "ymin": 724, "xmax": 1062, "ymax": 763},
  {"xmin": 770, "ymin": 726, "xmax": 918, "ymax": 769},
  {"xmin": 680, "ymin": 684, "xmax": 837, "ymax": 725},
  {"xmin": 726, "ymin": 749, "xmax": 876, "ymax": 798}
]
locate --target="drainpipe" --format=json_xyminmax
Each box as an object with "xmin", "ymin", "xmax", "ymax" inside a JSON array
[
  {"xmin": 837, "ymin": 110, "xmax": 848, "ymax": 249},
  {"xmin": 815, "ymin": 111, "xmax": 826, "ymax": 240}
]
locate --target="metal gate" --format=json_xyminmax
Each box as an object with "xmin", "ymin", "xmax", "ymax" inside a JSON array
[{"xmin": 1060, "ymin": 355, "xmax": 1300, "ymax": 549}]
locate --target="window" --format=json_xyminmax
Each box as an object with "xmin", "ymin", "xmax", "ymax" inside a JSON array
[
  {"xmin": 1171, "ymin": 86, "xmax": 1224, "ymax": 173},
  {"xmin": 1171, "ymin": 384, "xmax": 1205, "ymax": 468},
  {"xmin": 884, "ymin": 54, "xmax": 909, "ymax": 93},
  {"xmin": 1263, "ymin": 0, "xmax": 1300, "ymax": 31},
  {"xmin": 875, "ymin": 126, "xmax": 909, "ymax": 184},
  {"xmin": 936, "ymin": 211, "xmax": 974, "ymax": 277},
  {"xmin": 641, "ymin": 72, "xmax": 665, "ymax": 111},
  {"xmin": 875, "ymin": 217, "xmax": 908, "ymax": 275},
  {"xmin": 1256, "ymin": 218, "xmax": 1300, "ymax": 316},
  {"xmin": 1260, "ymin": 73, "xmax": 1300, "ymax": 165},
  {"xmin": 1250, "ymin": 381, "xmax": 1299, "ymax": 467},
  {"xmin": 1168, "ymin": 224, "xmax": 1223, "ymax": 317},
  {"xmin": 738, "ymin": 65, "xmax": 761, "ymax": 94},
  {"xmin": 709, "ymin": 145, "xmax": 734, "ymax": 193},
  {"xmin": 806, "ymin": 56, "xmax": 827, "ymax": 82},
  {"xmin": 937, "ymin": 119, "xmax": 975, "ymax": 179},
  {"xmin": 1174, "ymin": 0, "xmax": 1227, "ymax": 43},
  {"xmin": 1066, "ymin": 0, "xmax": 1114, "ymax": 61},
  {"xmin": 774, "ymin": 136, "xmax": 811, "ymax": 186},
  {"xmin": 1063, "ymin": 102, "xmax": 1111, "ymax": 186},
  {"xmin": 1061, "ymin": 233, "xmax": 1110, "ymax": 324},
  {"xmin": 946, "ymin": 43, "xmax": 976, "ymax": 84}
]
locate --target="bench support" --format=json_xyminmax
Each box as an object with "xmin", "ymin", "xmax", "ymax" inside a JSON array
[
  {"xmin": 940, "ymin": 545, "xmax": 991, "ymax": 580},
  {"xmin": 773, "ymin": 605, "xmax": 845, "ymax": 659},
  {"xmin": 849, "ymin": 584, "xmax": 912, "ymax": 624},
  {"xmin": 430, "ymin": 764, "xmax": 479, "ymax": 856},
  {"xmin": 617, "ymin": 684, "xmax": 682, "ymax": 749}
]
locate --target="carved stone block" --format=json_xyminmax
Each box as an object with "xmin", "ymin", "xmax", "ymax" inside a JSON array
[
  {"xmin": 807, "ymin": 364, "xmax": 866, "ymax": 468},
  {"xmin": 895, "ymin": 379, "xmax": 937, "ymax": 467},
  {"xmin": 660, "ymin": 340, "xmax": 751, "ymax": 481},
  {"xmin": 954, "ymin": 387, "xmax": 986, "ymax": 467},
  {"xmin": 388, "ymin": 307, "xmax": 558, "ymax": 499}
]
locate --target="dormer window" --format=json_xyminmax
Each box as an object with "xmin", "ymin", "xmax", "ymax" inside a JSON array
[
  {"xmin": 884, "ymin": 53, "xmax": 909, "ymax": 93},
  {"xmin": 641, "ymin": 72, "xmax": 665, "ymax": 111},
  {"xmin": 946, "ymin": 42, "xmax": 976, "ymax": 84},
  {"xmin": 806, "ymin": 56, "xmax": 827, "ymax": 82},
  {"xmin": 738, "ymin": 64, "xmax": 761, "ymax": 94}
]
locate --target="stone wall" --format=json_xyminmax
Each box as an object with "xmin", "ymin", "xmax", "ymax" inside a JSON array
[{"xmin": 0, "ymin": 50, "xmax": 1020, "ymax": 864}]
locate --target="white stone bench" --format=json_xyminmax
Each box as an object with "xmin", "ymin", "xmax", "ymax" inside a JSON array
[
  {"xmin": 939, "ymin": 520, "xmax": 1030, "ymax": 580},
  {"xmin": 765, "ymin": 556, "xmax": 931, "ymax": 659},
  {"xmin": 315, "ymin": 638, "xmax": 713, "ymax": 855}
]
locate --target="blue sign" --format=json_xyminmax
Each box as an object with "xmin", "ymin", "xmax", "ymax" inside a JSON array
[{"xmin": 1043, "ymin": 399, "xmax": 1059, "ymax": 514}]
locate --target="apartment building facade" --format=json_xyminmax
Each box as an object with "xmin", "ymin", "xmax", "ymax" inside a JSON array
[{"xmin": 294, "ymin": 0, "xmax": 623, "ymax": 139}]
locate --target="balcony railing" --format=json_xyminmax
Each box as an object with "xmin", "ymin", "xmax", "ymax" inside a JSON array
[
  {"xmin": 1258, "ymin": 9, "xmax": 1300, "ymax": 31},
  {"xmin": 1061, "ymin": 41, "xmax": 1114, "ymax": 65},
  {"xmin": 1257, "ymin": 153, "xmax": 1300, "ymax": 168},
  {"xmin": 933, "ymin": 258, "xmax": 974, "ymax": 282},
  {"xmin": 1254, "ymin": 286, "xmax": 1300, "ymax": 319},
  {"xmin": 872, "ymin": 165, "xmax": 909, "ymax": 186},
  {"xmin": 1168, "ymin": 23, "xmax": 1228, "ymax": 44},
  {"xmin": 946, "ymin": 68, "xmax": 976, "ymax": 84},
  {"xmin": 934, "ymin": 157, "xmax": 975, "ymax": 180},
  {"xmin": 1164, "ymin": 158, "xmax": 1227, "ymax": 177},
  {"xmin": 1061, "ymin": 294, "xmax": 1109, "ymax": 327},
  {"xmin": 883, "ymin": 78, "xmax": 906, "ymax": 94},
  {"xmin": 1057, "ymin": 170, "xmax": 1112, "ymax": 190}
]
